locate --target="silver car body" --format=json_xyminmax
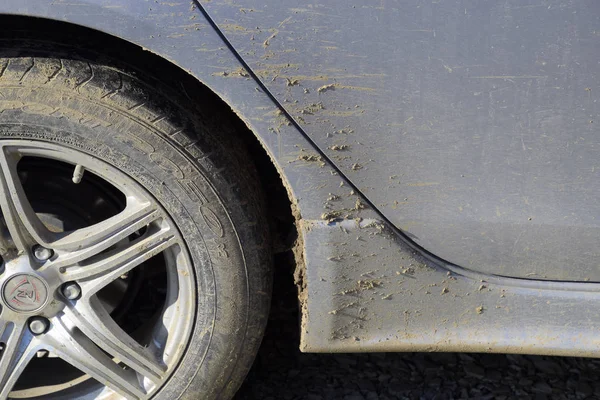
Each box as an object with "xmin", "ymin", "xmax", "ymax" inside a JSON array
[{"xmin": 2, "ymin": 0, "xmax": 599, "ymax": 357}]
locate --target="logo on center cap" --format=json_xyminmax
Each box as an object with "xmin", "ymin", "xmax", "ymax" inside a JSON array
[{"xmin": 2, "ymin": 274, "xmax": 48, "ymax": 312}]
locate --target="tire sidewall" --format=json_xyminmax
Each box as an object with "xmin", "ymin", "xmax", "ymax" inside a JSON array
[{"xmin": 0, "ymin": 86, "xmax": 263, "ymax": 400}]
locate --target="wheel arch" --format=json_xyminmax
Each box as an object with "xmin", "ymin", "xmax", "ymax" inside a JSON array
[
  {"xmin": 0, "ymin": 11, "xmax": 303, "ymax": 258},
  {"xmin": 0, "ymin": 5, "xmax": 419, "ymax": 355}
]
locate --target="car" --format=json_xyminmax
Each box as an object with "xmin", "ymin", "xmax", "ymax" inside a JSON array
[{"xmin": 0, "ymin": 1, "xmax": 597, "ymax": 399}]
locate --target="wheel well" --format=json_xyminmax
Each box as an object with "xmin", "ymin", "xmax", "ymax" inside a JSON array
[{"xmin": 0, "ymin": 14, "xmax": 299, "ymax": 256}]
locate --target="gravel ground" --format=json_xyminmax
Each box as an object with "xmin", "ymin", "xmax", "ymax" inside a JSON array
[{"xmin": 235, "ymin": 255, "xmax": 600, "ymax": 400}]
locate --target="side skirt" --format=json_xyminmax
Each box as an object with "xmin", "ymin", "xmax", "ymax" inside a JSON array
[{"xmin": 301, "ymin": 216, "xmax": 600, "ymax": 357}]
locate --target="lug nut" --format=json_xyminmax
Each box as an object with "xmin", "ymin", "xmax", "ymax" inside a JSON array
[
  {"xmin": 33, "ymin": 245, "xmax": 53, "ymax": 262},
  {"xmin": 36, "ymin": 350, "xmax": 49, "ymax": 358},
  {"xmin": 29, "ymin": 317, "xmax": 49, "ymax": 335},
  {"xmin": 62, "ymin": 282, "xmax": 81, "ymax": 300}
]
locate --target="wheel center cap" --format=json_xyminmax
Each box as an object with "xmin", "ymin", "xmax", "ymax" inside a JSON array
[{"xmin": 2, "ymin": 274, "xmax": 49, "ymax": 313}]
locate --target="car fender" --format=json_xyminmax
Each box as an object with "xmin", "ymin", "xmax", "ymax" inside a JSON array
[{"xmin": 2, "ymin": 1, "xmax": 600, "ymax": 357}]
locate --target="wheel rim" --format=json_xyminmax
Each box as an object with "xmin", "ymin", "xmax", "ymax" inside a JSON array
[{"xmin": 0, "ymin": 140, "xmax": 196, "ymax": 400}]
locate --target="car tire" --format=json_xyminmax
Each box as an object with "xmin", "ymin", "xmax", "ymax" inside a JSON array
[{"xmin": 0, "ymin": 55, "xmax": 271, "ymax": 400}]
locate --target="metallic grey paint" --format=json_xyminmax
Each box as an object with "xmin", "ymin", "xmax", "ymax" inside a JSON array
[
  {"xmin": 202, "ymin": 0, "xmax": 600, "ymax": 282},
  {"xmin": 0, "ymin": 0, "xmax": 599, "ymax": 357}
]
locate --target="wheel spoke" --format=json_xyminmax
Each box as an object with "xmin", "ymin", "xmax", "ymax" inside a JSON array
[
  {"xmin": 61, "ymin": 222, "xmax": 176, "ymax": 293},
  {"xmin": 64, "ymin": 296, "xmax": 167, "ymax": 384},
  {"xmin": 0, "ymin": 145, "xmax": 40, "ymax": 257},
  {"xmin": 50, "ymin": 207, "xmax": 163, "ymax": 271},
  {"xmin": 0, "ymin": 318, "xmax": 37, "ymax": 399},
  {"xmin": 1, "ymin": 143, "xmax": 158, "ymax": 259},
  {"xmin": 45, "ymin": 316, "xmax": 147, "ymax": 400},
  {"xmin": 0, "ymin": 220, "xmax": 12, "ymax": 261},
  {"xmin": 49, "ymin": 199, "xmax": 157, "ymax": 252}
]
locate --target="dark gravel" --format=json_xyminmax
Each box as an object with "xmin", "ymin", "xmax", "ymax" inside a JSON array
[{"xmin": 235, "ymin": 254, "xmax": 600, "ymax": 400}]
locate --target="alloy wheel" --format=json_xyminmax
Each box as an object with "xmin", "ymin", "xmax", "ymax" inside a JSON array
[{"xmin": 0, "ymin": 140, "xmax": 195, "ymax": 400}]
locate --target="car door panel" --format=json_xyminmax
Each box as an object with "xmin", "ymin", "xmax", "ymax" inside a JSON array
[{"xmin": 202, "ymin": 0, "xmax": 600, "ymax": 281}]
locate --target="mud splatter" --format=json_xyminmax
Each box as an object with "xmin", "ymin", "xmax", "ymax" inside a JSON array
[{"xmin": 318, "ymin": 83, "xmax": 336, "ymax": 93}]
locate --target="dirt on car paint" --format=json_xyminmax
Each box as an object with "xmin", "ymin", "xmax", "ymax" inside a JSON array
[{"xmin": 236, "ymin": 253, "xmax": 600, "ymax": 400}]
